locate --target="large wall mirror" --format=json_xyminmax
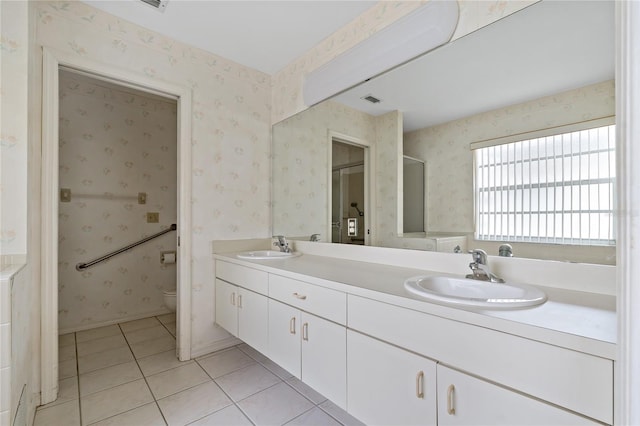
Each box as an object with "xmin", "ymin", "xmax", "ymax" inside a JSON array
[{"xmin": 272, "ymin": 0, "xmax": 615, "ymax": 264}]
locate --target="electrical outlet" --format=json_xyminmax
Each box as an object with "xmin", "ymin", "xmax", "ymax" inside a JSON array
[
  {"xmin": 147, "ymin": 212, "xmax": 159, "ymax": 223},
  {"xmin": 60, "ymin": 188, "xmax": 71, "ymax": 202},
  {"xmin": 138, "ymin": 192, "xmax": 147, "ymax": 204}
]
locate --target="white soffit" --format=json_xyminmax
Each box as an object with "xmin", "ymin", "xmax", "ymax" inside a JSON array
[
  {"xmin": 303, "ymin": 1, "xmax": 459, "ymax": 107},
  {"xmin": 332, "ymin": 0, "xmax": 615, "ymax": 132},
  {"xmin": 81, "ymin": 0, "xmax": 376, "ymax": 75}
]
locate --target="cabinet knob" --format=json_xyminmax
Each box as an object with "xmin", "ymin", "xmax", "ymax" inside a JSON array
[
  {"xmin": 293, "ymin": 292, "xmax": 307, "ymax": 300},
  {"xmin": 447, "ymin": 384, "xmax": 456, "ymax": 415},
  {"xmin": 416, "ymin": 371, "xmax": 425, "ymax": 399}
]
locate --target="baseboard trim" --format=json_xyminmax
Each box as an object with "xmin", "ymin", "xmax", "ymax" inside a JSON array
[
  {"xmin": 58, "ymin": 309, "xmax": 172, "ymax": 334},
  {"xmin": 191, "ymin": 337, "xmax": 242, "ymax": 359}
]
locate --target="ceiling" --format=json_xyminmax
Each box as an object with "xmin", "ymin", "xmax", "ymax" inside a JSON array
[
  {"xmin": 82, "ymin": 0, "xmax": 376, "ymax": 75},
  {"xmin": 333, "ymin": 0, "xmax": 615, "ymax": 132}
]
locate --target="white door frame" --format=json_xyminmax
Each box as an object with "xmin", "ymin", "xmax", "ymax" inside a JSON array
[
  {"xmin": 41, "ymin": 47, "xmax": 192, "ymax": 404},
  {"xmin": 327, "ymin": 131, "xmax": 375, "ymax": 246}
]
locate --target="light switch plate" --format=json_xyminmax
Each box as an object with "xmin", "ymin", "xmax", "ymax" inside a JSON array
[
  {"xmin": 147, "ymin": 212, "xmax": 159, "ymax": 223},
  {"xmin": 60, "ymin": 188, "xmax": 71, "ymax": 202}
]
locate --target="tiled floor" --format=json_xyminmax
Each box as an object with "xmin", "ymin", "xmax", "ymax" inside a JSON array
[{"xmin": 33, "ymin": 315, "xmax": 362, "ymax": 426}]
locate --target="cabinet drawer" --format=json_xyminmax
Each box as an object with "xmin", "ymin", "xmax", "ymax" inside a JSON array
[
  {"xmin": 216, "ymin": 260, "xmax": 268, "ymax": 295},
  {"xmin": 269, "ymin": 274, "xmax": 346, "ymax": 325},
  {"xmin": 348, "ymin": 295, "xmax": 613, "ymax": 424}
]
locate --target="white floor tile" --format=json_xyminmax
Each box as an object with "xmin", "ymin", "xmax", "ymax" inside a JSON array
[
  {"xmin": 286, "ymin": 407, "xmax": 342, "ymax": 426},
  {"xmin": 77, "ymin": 333, "xmax": 127, "ymax": 357},
  {"xmin": 236, "ymin": 344, "xmax": 269, "ymax": 363},
  {"xmin": 88, "ymin": 402, "xmax": 165, "ymax": 426},
  {"xmin": 157, "ymin": 313, "xmax": 176, "ymax": 325},
  {"xmin": 39, "ymin": 376, "xmax": 79, "ymax": 409},
  {"xmin": 79, "ymin": 361, "xmax": 142, "ymax": 397},
  {"xmin": 319, "ymin": 401, "xmax": 364, "ymax": 426},
  {"xmin": 146, "ymin": 363, "xmax": 210, "ymax": 400},
  {"xmin": 59, "ymin": 358, "xmax": 78, "ymax": 379},
  {"xmin": 130, "ymin": 335, "xmax": 176, "ymax": 359},
  {"xmin": 164, "ymin": 322, "xmax": 176, "ymax": 336},
  {"xmin": 34, "ymin": 399, "xmax": 80, "ymax": 426},
  {"xmin": 215, "ymin": 363, "xmax": 280, "ymax": 402},
  {"xmin": 76, "ymin": 325, "xmax": 121, "ymax": 343},
  {"xmin": 238, "ymin": 382, "xmax": 314, "ymax": 426},
  {"xmin": 138, "ymin": 349, "xmax": 191, "ymax": 377},
  {"xmin": 59, "ymin": 333, "xmax": 76, "ymax": 348},
  {"xmin": 80, "ymin": 379, "xmax": 154, "ymax": 425},
  {"xmin": 124, "ymin": 325, "xmax": 172, "ymax": 345},
  {"xmin": 259, "ymin": 358, "xmax": 294, "ymax": 380},
  {"xmin": 157, "ymin": 381, "xmax": 232, "ymax": 426},
  {"xmin": 77, "ymin": 346, "xmax": 134, "ymax": 374},
  {"xmin": 59, "ymin": 343, "xmax": 77, "ymax": 362},
  {"xmin": 285, "ymin": 377, "xmax": 327, "ymax": 405},
  {"xmin": 120, "ymin": 317, "xmax": 161, "ymax": 333},
  {"xmin": 188, "ymin": 404, "xmax": 252, "ymax": 426},
  {"xmin": 197, "ymin": 348, "xmax": 255, "ymax": 379}
]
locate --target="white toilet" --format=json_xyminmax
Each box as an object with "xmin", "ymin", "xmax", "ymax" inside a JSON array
[{"xmin": 163, "ymin": 289, "xmax": 176, "ymax": 312}]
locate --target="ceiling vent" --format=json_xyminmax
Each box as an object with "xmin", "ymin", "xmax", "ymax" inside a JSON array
[
  {"xmin": 361, "ymin": 95, "xmax": 381, "ymax": 104},
  {"xmin": 140, "ymin": 0, "xmax": 169, "ymax": 12}
]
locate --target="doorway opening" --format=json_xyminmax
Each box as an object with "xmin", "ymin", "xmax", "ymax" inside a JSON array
[
  {"xmin": 41, "ymin": 49, "xmax": 192, "ymax": 404},
  {"xmin": 331, "ymin": 140, "xmax": 367, "ymax": 245}
]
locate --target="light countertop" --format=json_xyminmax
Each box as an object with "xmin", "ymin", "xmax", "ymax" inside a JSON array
[{"xmin": 214, "ymin": 252, "xmax": 616, "ymax": 360}]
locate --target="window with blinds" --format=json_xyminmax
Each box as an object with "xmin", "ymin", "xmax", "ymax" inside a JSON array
[{"xmin": 473, "ymin": 119, "xmax": 616, "ymax": 246}]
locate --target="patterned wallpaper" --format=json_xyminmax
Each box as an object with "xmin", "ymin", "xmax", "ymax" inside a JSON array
[
  {"xmin": 403, "ymin": 79, "xmax": 616, "ymax": 234},
  {"xmin": 271, "ymin": 0, "xmax": 538, "ymax": 125},
  {"xmin": 36, "ymin": 1, "xmax": 272, "ymax": 350},
  {"xmin": 0, "ymin": 1, "xmax": 29, "ymax": 255},
  {"xmin": 58, "ymin": 71, "xmax": 178, "ymax": 331}
]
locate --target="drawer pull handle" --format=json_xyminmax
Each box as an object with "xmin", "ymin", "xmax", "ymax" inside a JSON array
[
  {"xmin": 289, "ymin": 317, "xmax": 296, "ymax": 334},
  {"xmin": 231, "ymin": 292, "xmax": 236, "ymax": 306},
  {"xmin": 293, "ymin": 292, "xmax": 307, "ymax": 300},
  {"xmin": 416, "ymin": 371, "xmax": 424, "ymax": 399},
  {"xmin": 302, "ymin": 322, "xmax": 309, "ymax": 341},
  {"xmin": 447, "ymin": 384, "xmax": 456, "ymax": 415},
  {"xmin": 237, "ymin": 294, "xmax": 242, "ymax": 309}
]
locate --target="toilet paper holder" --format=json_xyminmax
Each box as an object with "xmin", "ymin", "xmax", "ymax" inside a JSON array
[{"xmin": 160, "ymin": 251, "xmax": 176, "ymax": 264}]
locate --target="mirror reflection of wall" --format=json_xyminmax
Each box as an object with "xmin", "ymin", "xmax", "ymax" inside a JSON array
[{"xmin": 403, "ymin": 156, "xmax": 425, "ymax": 234}]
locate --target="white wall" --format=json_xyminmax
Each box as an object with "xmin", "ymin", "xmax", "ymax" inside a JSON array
[{"xmin": 57, "ymin": 71, "xmax": 178, "ymax": 332}]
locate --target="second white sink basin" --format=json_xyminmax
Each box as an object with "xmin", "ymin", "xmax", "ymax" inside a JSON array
[
  {"xmin": 236, "ymin": 250, "xmax": 300, "ymax": 260},
  {"xmin": 404, "ymin": 275, "xmax": 546, "ymax": 309}
]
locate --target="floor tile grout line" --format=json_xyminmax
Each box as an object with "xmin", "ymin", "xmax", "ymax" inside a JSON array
[
  {"xmin": 117, "ymin": 321, "xmax": 169, "ymax": 426},
  {"xmin": 74, "ymin": 331, "xmax": 84, "ymax": 426}
]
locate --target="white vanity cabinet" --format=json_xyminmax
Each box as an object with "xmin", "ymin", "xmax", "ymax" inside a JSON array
[
  {"xmin": 268, "ymin": 275, "xmax": 347, "ymax": 409},
  {"xmin": 347, "ymin": 330, "xmax": 437, "ymax": 426},
  {"xmin": 436, "ymin": 365, "xmax": 600, "ymax": 426},
  {"xmin": 214, "ymin": 261, "xmax": 269, "ymax": 354}
]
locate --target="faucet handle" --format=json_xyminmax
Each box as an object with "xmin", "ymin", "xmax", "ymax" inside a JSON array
[{"xmin": 468, "ymin": 249, "xmax": 488, "ymax": 264}]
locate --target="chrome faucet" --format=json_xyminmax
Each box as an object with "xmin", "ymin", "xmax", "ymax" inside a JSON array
[
  {"xmin": 310, "ymin": 234, "xmax": 321, "ymax": 242},
  {"xmin": 273, "ymin": 235, "xmax": 292, "ymax": 253},
  {"xmin": 466, "ymin": 249, "xmax": 504, "ymax": 283}
]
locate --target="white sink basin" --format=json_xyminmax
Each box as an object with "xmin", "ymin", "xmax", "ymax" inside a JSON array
[
  {"xmin": 404, "ymin": 275, "xmax": 546, "ymax": 309},
  {"xmin": 236, "ymin": 250, "xmax": 300, "ymax": 260}
]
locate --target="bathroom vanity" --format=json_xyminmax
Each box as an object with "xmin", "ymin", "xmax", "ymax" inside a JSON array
[{"xmin": 213, "ymin": 248, "xmax": 615, "ymax": 425}]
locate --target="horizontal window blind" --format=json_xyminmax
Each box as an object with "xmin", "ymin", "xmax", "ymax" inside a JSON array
[{"xmin": 474, "ymin": 122, "xmax": 616, "ymax": 245}]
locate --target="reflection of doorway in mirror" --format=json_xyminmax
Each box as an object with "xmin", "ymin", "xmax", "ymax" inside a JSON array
[
  {"xmin": 403, "ymin": 155, "xmax": 425, "ymax": 234},
  {"xmin": 332, "ymin": 140, "xmax": 366, "ymax": 245}
]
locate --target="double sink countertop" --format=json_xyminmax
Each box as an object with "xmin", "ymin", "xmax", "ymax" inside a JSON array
[{"xmin": 214, "ymin": 251, "xmax": 616, "ymax": 360}]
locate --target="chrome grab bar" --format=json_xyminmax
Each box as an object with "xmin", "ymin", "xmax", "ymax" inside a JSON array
[{"xmin": 76, "ymin": 224, "xmax": 176, "ymax": 271}]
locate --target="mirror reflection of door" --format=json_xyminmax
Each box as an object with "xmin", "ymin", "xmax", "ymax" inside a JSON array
[
  {"xmin": 332, "ymin": 140, "xmax": 365, "ymax": 244},
  {"xmin": 403, "ymin": 156, "xmax": 426, "ymax": 234}
]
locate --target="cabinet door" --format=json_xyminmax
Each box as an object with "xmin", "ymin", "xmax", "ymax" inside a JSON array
[
  {"xmin": 268, "ymin": 299, "xmax": 301, "ymax": 379},
  {"xmin": 301, "ymin": 312, "xmax": 346, "ymax": 409},
  {"xmin": 237, "ymin": 288, "xmax": 268, "ymax": 355},
  {"xmin": 215, "ymin": 279, "xmax": 238, "ymax": 337},
  {"xmin": 437, "ymin": 365, "xmax": 600, "ymax": 426},
  {"xmin": 347, "ymin": 330, "xmax": 437, "ymax": 426}
]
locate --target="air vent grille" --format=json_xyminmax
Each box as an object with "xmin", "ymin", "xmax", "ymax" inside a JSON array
[
  {"xmin": 361, "ymin": 95, "xmax": 381, "ymax": 104},
  {"xmin": 140, "ymin": 0, "xmax": 169, "ymax": 12}
]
